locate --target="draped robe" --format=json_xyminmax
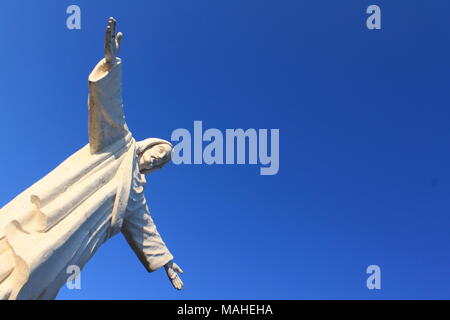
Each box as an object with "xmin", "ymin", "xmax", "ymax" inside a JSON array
[{"xmin": 0, "ymin": 58, "xmax": 173, "ymax": 300}]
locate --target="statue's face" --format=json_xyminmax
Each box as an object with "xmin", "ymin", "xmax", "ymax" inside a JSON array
[{"xmin": 139, "ymin": 143, "xmax": 173, "ymax": 174}]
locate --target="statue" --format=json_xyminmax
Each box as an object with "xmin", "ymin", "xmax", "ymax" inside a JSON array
[{"xmin": 0, "ymin": 18, "xmax": 184, "ymax": 300}]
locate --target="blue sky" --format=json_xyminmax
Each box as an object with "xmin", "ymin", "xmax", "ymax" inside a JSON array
[{"xmin": 1, "ymin": 0, "xmax": 450, "ymax": 299}]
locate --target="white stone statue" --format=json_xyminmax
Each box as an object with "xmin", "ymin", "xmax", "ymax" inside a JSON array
[{"xmin": 0, "ymin": 18, "xmax": 183, "ymax": 300}]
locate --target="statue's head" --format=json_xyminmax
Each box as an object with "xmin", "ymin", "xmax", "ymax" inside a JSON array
[{"xmin": 136, "ymin": 138, "xmax": 173, "ymax": 175}]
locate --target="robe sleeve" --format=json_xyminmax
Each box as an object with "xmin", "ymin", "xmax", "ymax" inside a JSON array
[
  {"xmin": 88, "ymin": 58, "xmax": 130, "ymax": 154},
  {"xmin": 121, "ymin": 205, "xmax": 174, "ymax": 272}
]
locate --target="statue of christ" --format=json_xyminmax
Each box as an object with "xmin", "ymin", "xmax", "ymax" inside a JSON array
[{"xmin": 0, "ymin": 17, "xmax": 183, "ymax": 300}]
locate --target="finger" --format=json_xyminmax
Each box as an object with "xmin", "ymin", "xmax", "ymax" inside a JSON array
[
  {"xmin": 175, "ymin": 275, "xmax": 183, "ymax": 286},
  {"xmin": 110, "ymin": 17, "xmax": 117, "ymax": 38},
  {"xmin": 105, "ymin": 26, "xmax": 111, "ymax": 44},
  {"xmin": 108, "ymin": 18, "xmax": 115, "ymax": 43},
  {"xmin": 173, "ymin": 277, "xmax": 183, "ymax": 290},
  {"xmin": 171, "ymin": 276, "xmax": 179, "ymax": 288},
  {"xmin": 105, "ymin": 25, "xmax": 112, "ymax": 62},
  {"xmin": 173, "ymin": 263, "xmax": 184, "ymax": 274},
  {"xmin": 108, "ymin": 17, "xmax": 115, "ymax": 35},
  {"xmin": 177, "ymin": 278, "xmax": 184, "ymax": 290},
  {"xmin": 108, "ymin": 18, "xmax": 115, "ymax": 41},
  {"xmin": 116, "ymin": 32, "xmax": 123, "ymax": 50}
]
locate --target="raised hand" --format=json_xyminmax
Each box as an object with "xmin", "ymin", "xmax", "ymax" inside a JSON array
[
  {"xmin": 164, "ymin": 261, "xmax": 184, "ymax": 290},
  {"xmin": 105, "ymin": 17, "xmax": 123, "ymax": 64}
]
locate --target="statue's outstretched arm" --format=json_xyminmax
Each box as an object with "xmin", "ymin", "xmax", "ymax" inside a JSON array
[
  {"xmin": 88, "ymin": 17, "xmax": 129, "ymax": 154},
  {"xmin": 121, "ymin": 204, "xmax": 183, "ymax": 290}
]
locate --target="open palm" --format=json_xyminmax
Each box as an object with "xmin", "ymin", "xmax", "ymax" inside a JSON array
[
  {"xmin": 164, "ymin": 261, "xmax": 184, "ymax": 290},
  {"xmin": 105, "ymin": 17, "xmax": 122, "ymax": 64}
]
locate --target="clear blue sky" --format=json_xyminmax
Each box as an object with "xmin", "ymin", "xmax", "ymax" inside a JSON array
[{"xmin": 0, "ymin": 0, "xmax": 450, "ymax": 299}]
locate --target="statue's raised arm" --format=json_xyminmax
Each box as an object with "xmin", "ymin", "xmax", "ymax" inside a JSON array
[{"xmin": 88, "ymin": 17, "xmax": 129, "ymax": 154}]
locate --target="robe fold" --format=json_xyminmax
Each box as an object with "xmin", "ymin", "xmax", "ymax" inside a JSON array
[{"xmin": 0, "ymin": 58, "xmax": 173, "ymax": 300}]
